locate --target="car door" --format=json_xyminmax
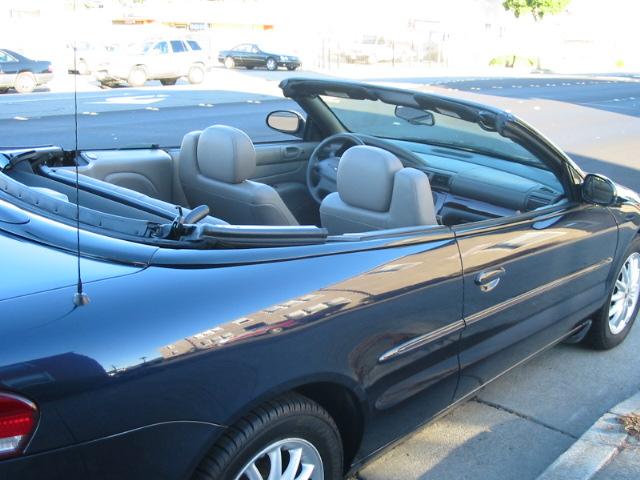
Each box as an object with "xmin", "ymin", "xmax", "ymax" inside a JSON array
[
  {"xmin": 146, "ymin": 41, "xmax": 174, "ymax": 77},
  {"xmin": 170, "ymin": 40, "xmax": 189, "ymax": 75},
  {"xmin": 454, "ymin": 201, "xmax": 617, "ymax": 400},
  {"xmin": 246, "ymin": 45, "xmax": 265, "ymax": 67},
  {"xmin": 0, "ymin": 50, "xmax": 18, "ymax": 87}
]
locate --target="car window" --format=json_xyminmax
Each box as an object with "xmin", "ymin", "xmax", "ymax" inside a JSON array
[
  {"xmin": 187, "ymin": 40, "xmax": 201, "ymax": 51},
  {"xmin": 320, "ymin": 95, "xmax": 543, "ymax": 168},
  {"xmin": 171, "ymin": 41, "xmax": 186, "ymax": 53},
  {"xmin": 250, "ymin": 46, "xmax": 259, "ymax": 53},
  {"xmin": 0, "ymin": 51, "xmax": 17, "ymax": 62},
  {"xmin": 153, "ymin": 42, "xmax": 169, "ymax": 55}
]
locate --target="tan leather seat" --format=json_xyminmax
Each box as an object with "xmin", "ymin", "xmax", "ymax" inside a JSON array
[
  {"xmin": 178, "ymin": 125, "xmax": 298, "ymax": 226},
  {"xmin": 320, "ymin": 145, "xmax": 437, "ymax": 234}
]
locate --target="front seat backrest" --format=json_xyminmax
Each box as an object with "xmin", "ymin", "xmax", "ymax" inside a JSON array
[
  {"xmin": 178, "ymin": 125, "xmax": 298, "ymax": 226},
  {"xmin": 320, "ymin": 145, "xmax": 437, "ymax": 234}
]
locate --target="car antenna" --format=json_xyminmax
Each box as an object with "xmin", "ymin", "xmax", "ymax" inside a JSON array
[{"xmin": 72, "ymin": 34, "xmax": 90, "ymax": 307}]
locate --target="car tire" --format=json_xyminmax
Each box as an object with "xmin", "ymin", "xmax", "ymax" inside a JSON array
[
  {"xmin": 187, "ymin": 65, "xmax": 205, "ymax": 84},
  {"xmin": 587, "ymin": 238, "xmax": 640, "ymax": 350},
  {"xmin": 127, "ymin": 67, "xmax": 147, "ymax": 87},
  {"xmin": 286, "ymin": 65, "xmax": 298, "ymax": 71},
  {"xmin": 193, "ymin": 393, "xmax": 343, "ymax": 480},
  {"xmin": 14, "ymin": 72, "xmax": 36, "ymax": 94},
  {"xmin": 160, "ymin": 78, "xmax": 178, "ymax": 86},
  {"xmin": 266, "ymin": 57, "xmax": 278, "ymax": 71},
  {"xmin": 224, "ymin": 56, "xmax": 235, "ymax": 69}
]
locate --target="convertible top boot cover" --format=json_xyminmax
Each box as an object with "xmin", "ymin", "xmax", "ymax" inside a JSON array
[
  {"xmin": 320, "ymin": 145, "xmax": 437, "ymax": 235},
  {"xmin": 178, "ymin": 125, "xmax": 299, "ymax": 226}
]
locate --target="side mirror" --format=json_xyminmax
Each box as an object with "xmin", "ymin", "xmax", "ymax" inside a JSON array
[
  {"xmin": 582, "ymin": 173, "xmax": 617, "ymax": 206},
  {"xmin": 266, "ymin": 110, "xmax": 304, "ymax": 134},
  {"xmin": 395, "ymin": 105, "xmax": 435, "ymax": 126}
]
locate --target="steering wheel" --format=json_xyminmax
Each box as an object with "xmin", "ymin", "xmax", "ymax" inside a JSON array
[{"xmin": 306, "ymin": 133, "xmax": 364, "ymax": 204}]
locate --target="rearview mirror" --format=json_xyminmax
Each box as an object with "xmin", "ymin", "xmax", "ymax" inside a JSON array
[
  {"xmin": 266, "ymin": 110, "xmax": 304, "ymax": 134},
  {"xmin": 395, "ymin": 105, "xmax": 435, "ymax": 126},
  {"xmin": 582, "ymin": 173, "xmax": 617, "ymax": 206}
]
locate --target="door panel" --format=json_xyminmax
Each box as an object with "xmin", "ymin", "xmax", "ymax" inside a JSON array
[
  {"xmin": 454, "ymin": 204, "xmax": 617, "ymax": 399},
  {"xmin": 76, "ymin": 149, "xmax": 174, "ymax": 203},
  {"xmin": 254, "ymin": 142, "xmax": 318, "ymax": 224}
]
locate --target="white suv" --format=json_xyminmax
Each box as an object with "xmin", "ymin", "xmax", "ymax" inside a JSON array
[{"xmin": 96, "ymin": 39, "xmax": 208, "ymax": 87}]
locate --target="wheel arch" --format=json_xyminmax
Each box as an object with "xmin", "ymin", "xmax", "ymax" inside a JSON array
[{"xmin": 206, "ymin": 374, "xmax": 368, "ymax": 473}]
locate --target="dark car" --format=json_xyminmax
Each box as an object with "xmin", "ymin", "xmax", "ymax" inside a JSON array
[
  {"xmin": 0, "ymin": 49, "xmax": 53, "ymax": 94},
  {"xmin": 0, "ymin": 79, "xmax": 638, "ymax": 480},
  {"xmin": 218, "ymin": 43, "xmax": 301, "ymax": 71}
]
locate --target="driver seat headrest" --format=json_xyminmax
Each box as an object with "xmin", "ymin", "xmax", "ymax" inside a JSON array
[
  {"xmin": 196, "ymin": 125, "xmax": 256, "ymax": 184},
  {"xmin": 320, "ymin": 145, "xmax": 437, "ymax": 234}
]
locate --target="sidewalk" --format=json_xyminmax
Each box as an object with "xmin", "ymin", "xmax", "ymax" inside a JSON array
[{"xmin": 538, "ymin": 391, "xmax": 640, "ymax": 480}]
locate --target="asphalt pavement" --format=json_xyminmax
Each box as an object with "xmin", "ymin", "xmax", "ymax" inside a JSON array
[{"xmin": 2, "ymin": 68, "xmax": 640, "ymax": 479}]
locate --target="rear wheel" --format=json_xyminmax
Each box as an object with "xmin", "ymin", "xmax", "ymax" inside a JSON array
[
  {"xmin": 14, "ymin": 72, "xmax": 36, "ymax": 93},
  {"xmin": 266, "ymin": 57, "xmax": 278, "ymax": 71},
  {"xmin": 224, "ymin": 56, "xmax": 235, "ymax": 69},
  {"xmin": 187, "ymin": 65, "xmax": 205, "ymax": 84},
  {"xmin": 127, "ymin": 67, "xmax": 147, "ymax": 87},
  {"xmin": 193, "ymin": 393, "xmax": 343, "ymax": 480},
  {"xmin": 587, "ymin": 240, "xmax": 640, "ymax": 350},
  {"xmin": 160, "ymin": 78, "xmax": 178, "ymax": 86}
]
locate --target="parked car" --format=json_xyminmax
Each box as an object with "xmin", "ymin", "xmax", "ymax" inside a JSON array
[
  {"xmin": 95, "ymin": 38, "xmax": 208, "ymax": 87},
  {"xmin": 0, "ymin": 49, "xmax": 53, "ymax": 93},
  {"xmin": 66, "ymin": 41, "xmax": 111, "ymax": 75},
  {"xmin": 0, "ymin": 79, "xmax": 638, "ymax": 479},
  {"xmin": 339, "ymin": 35, "xmax": 395, "ymax": 64},
  {"xmin": 218, "ymin": 43, "xmax": 301, "ymax": 71}
]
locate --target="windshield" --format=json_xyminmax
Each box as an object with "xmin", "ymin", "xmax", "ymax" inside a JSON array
[{"xmin": 319, "ymin": 95, "xmax": 542, "ymax": 165}]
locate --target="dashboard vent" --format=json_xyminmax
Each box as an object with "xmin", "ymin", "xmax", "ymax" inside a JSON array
[{"xmin": 430, "ymin": 173, "xmax": 452, "ymax": 191}]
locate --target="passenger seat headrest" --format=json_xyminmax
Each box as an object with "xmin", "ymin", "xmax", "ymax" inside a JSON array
[
  {"xmin": 196, "ymin": 125, "xmax": 256, "ymax": 184},
  {"xmin": 338, "ymin": 145, "xmax": 403, "ymax": 212}
]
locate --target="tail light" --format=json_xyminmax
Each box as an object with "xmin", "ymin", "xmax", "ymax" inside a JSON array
[{"xmin": 0, "ymin": 393, "xmax": 38, "ymax": 459}]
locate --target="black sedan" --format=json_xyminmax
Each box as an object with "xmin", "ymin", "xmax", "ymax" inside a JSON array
[
  {"xmin": 0, "ymin": 49, "xmax": 53, "ymax": 94},
  {"xmin": 218, "ymin": 43, "xmax": 301, "ymax": 71},
  {"xmin": 0, "ymin": 79, "xmax": 638, "ymax": 479}
]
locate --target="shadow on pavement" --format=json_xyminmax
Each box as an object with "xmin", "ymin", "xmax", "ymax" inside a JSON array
[{"xmin": 567, "ymin": 152, "xmax": 640, "ymax": 189}]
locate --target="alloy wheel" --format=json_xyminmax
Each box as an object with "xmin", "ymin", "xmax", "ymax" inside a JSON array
[
  {"xmin": 234, "ymin": 438, "xmax": 324, "ymax": 480},
  {"xmin": 609, "ymin": 252, "xmax": 640, "ymax": 335}
]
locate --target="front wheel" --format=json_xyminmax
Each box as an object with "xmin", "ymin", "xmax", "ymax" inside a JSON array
[
  {"xmin": 188, "ymin": 65, "xmax": 205, "ymax": 84},
  {"xmin": 193, "ymin": 393, "xmax": 343, "ymax": 480},
  {"xmin": 266, "ymin": 57, "xmax": 278, "ymax": 71},
  {"xmin": 224, "ymin": 56, "xmax": 235, "ymax": 69},
  {"xmin": 127, "ymin": 67, "xmax": 147, "ymax": 87},
  {"xmin": 587, "ymin": 241, "xmax": 640, "ymax": 350}
]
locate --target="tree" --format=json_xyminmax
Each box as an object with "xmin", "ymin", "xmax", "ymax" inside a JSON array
[{"xmin": 502, "ymin": 0, "xmax": 571, "ymax": 22}]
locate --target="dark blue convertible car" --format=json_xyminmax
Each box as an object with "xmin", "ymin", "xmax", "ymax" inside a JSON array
[{"xmin": 0, "ymin": 79, "xmax": 638, "ymax": 480}]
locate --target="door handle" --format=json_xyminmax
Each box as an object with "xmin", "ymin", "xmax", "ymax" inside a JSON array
[{"xmin": 474, "ymin": 267, "xmax": 505, "ymax": 292}]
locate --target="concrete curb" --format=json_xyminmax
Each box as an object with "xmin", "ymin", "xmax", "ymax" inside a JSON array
[{"xmin": 537, "ymin": 390, "xmax": 640, "ymax": 480}]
